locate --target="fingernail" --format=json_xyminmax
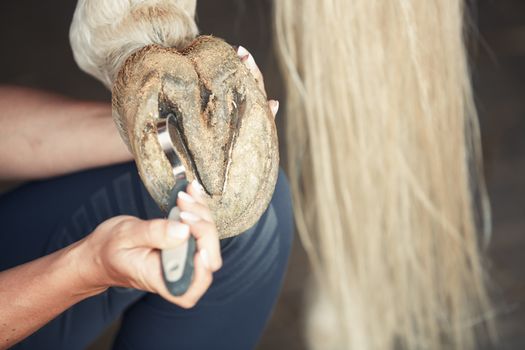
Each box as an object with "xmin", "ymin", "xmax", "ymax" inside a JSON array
[
  {"xmin": 237, "ymin": 45, "xmax": 249, "ymax": 57},
  {"xmin": 191, "ymin": 180, "xmax": 205, "ymax": 196},
  {"xmin": 200, "ymin": 249, "xmax": 211, "ymax": 269},
  {"xmin": 245, "ymin": 53, "xmax": 256, "ymax": 69},
  {"xmin": 238, "ymin": 46, "xmax": 256, "ymax": 68},
  {"xmin": 168, "ymin": 221, "xmax": 189, "ymax": 239},
  {"xmin": 178, "ymin": 191, "xmax": 196, "ymax": 204},
  {"xmin": 269, "ymin": 100, "xmax": 279, "ymax": 116},
  {"xmin": 180, "ymin": 211, "xmax": 201, "ymax": 224},
  {"xmin": 168, "ymin": 207, "xmax": 181, "ymax": 220}
]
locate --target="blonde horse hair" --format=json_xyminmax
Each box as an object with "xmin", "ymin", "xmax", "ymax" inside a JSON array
[
  {"xmin": 70, "ymin": 0, "xmax": 494, "ymax": 348},
  {"xmin": 274, "ymin": 0, "xmax": 494, "ymax": 349},
  {"xmin": 70, "ymin": 0, "xmax": 198, "ymax": 89}
]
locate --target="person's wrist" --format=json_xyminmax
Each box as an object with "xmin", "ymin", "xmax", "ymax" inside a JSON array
[
  {"xmin": 76, "ymin": 101, "xmax": 133, "ymax": 169},
  {"xmin": 88, "ymin": 103, "xmax": 133, "ymax": 163},
  {"xmin": 66, "ymin": 238, "xmax": 109, "ymax": 297},
  {"xmin": 98, "ymin": 111, "xmax": 134, "ymax": 163}
]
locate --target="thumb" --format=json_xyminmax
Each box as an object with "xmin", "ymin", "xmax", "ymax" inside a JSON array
[{"xmin": 132, "ymin": 219, "xmax": 190, "ymax": 249}]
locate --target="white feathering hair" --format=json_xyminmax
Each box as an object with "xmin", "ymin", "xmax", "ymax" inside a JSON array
[{"xmin": 69, "ymin": 0, "xmax": 198, "ymax": 89}]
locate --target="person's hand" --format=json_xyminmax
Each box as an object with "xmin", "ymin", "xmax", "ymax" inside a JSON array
[
  {"xmin": 236, "ymin": 46, "xmax": 280, "ymax": 118},
  {"xmin": 77, "ymin": 180, "xmax": 222, "ymax": 308}
]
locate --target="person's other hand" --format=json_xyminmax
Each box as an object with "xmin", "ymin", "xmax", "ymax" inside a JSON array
[
  {"xmin": 237, "ymin": 45, "xmax": 280, "ymax": 118},
  {"xmin": 78, "ymin": 180, "xmax": 221, "ymax": 308}
]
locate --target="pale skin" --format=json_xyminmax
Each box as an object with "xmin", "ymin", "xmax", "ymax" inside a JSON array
[{"xmin": 0, "ymin": 46, "xmax": 278, "ymax": 349}]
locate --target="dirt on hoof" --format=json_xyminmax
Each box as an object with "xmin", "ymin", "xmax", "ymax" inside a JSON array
[{"xmin": 112, "ymin": 36, "xmax": 279, "ymax": 238}]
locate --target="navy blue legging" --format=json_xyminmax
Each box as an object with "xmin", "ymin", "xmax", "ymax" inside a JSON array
[{"xmin": 0, "ymin": 162, "xmax": 294, "ymax": 350}]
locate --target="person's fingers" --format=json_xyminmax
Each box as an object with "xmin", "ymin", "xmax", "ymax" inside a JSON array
[
  {"xmin": 162, "ymin": 251, "xmax": 214, "ymax": 308},
  {"xmin": 237, "ymin": 45, "xmax": 266, "ymax": 96},
  {"xmin": 180, "ymin": 213, "xmax": 222, "ymax": 271},
  {"xmin": 269, "ymin": 99, "xmax": 279, "ymax": 118},
  {"xmin": 187, "ymin": 180, "xmax": 208, "ymax": 206},
  {"xmin": 139, "ymin": 248, "xmax": 166, "ymax": 292},
  {"xmin": 176, "ymin": 191, "xmax": 214, "ymax": 222},
  {"xmin": 198, "ymin": 233, "xmax": 222, "ymax": 271},
  {"xmin": 180, "ymin": 181, "xmax": 221, "ymax": 270},
  {"xmin": 127, "ymin": 219, "xmax": 190, "ymax": 249}
]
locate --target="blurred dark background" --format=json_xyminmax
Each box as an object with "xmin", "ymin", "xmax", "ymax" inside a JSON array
[{"xmin": 0, "ymin": 0, "xmax": 523, "ymax": 349}]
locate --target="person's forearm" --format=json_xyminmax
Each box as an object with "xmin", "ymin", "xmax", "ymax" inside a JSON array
[
  {"xmin": 0, "ymin": 241, "xmax": 104, "ymax": 349},
  {"xmin": 0, "ymin": 85, "xmax": 132, "ymax": 180}
]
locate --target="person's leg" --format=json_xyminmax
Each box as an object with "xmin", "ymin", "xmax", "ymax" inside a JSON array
[
  {"xmin": 0, "ymin": 162, "xmax": 159, "ymax": 350},
  {"xmin": 113, "ymin": 169, "xmax": 294, "ymax": 350}
]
